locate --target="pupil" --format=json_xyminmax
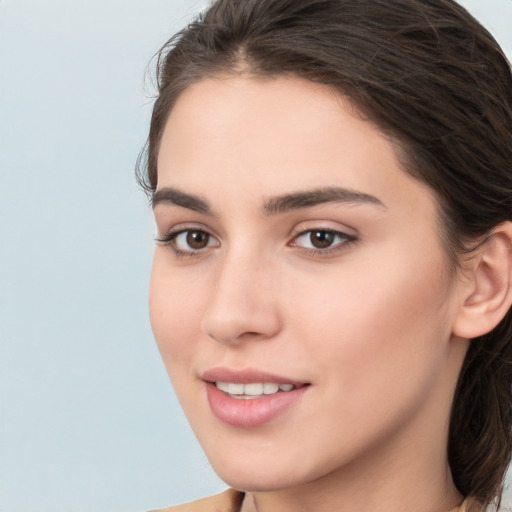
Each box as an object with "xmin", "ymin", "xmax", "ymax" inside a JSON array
[
  {"xmin": 311, "ymin": 230, "xmax": 334, "ymax": 249},
  {"xmin": 187, "ymin": 230, "xmax": 208, "ymax": 249}
]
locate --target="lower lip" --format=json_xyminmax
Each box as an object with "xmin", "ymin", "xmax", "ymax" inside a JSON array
[{"xmin": 205, "ymin": 382, "xmax": 309, "ymax": 428}]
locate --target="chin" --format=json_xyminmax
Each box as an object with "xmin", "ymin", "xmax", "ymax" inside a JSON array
[
  {"xmin": 217, "ymin": 470, "xmax": 301, "ymax": 494},
  {"xmin": 206, "ymin": 450, "xmax": 324, "ymax": 493}
]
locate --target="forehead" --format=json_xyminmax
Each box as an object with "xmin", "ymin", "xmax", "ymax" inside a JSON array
[{"xmin": 157, "ymin": 75, "xmax": 437, "ymax": 221}]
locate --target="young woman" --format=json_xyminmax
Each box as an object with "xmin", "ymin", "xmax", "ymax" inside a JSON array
[{"xmin": 138, "ymin": 1, "xmax": 512, "ymax": 511}]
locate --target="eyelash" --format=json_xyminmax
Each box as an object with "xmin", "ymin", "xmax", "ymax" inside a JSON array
[
  {"xmin": 156, "ymin": 227, "xmax": 357, "ymax": 258},
  {"xmin": 155, "ymin": 227, "xmax": 218, "ymax": 258},
  {"xmin": 290, "ymin": 228, "xmax": 357, "ymax": 256}
]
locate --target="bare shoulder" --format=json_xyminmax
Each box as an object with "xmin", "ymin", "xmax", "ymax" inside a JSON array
[{"xmin": 149, "ymin": 489, "xmax": 244, "ymax": 512}]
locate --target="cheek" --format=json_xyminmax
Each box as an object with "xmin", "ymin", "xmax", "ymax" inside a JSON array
[
  {"xmin": 149, "ymin": 253, "xmax": 206, "ymax": 369},
  {"xmin": 291, "ymin": 242, "xmax": 453, "ymax": 401}
]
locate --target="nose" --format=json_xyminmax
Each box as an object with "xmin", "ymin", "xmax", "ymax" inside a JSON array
[{"xmin": 201, "ymin": 250, "xmax": 282, "ymax": 346}]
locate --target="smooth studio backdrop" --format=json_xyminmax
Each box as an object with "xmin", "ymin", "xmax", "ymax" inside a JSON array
[{"xmin": 1, "ymin": 1, "xmax": 511, "ymax": 511}]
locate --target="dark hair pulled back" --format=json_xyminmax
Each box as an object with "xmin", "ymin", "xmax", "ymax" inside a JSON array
[{"xmin": 137, "ymin": 0, "xmax": 512, "ymax": 507}]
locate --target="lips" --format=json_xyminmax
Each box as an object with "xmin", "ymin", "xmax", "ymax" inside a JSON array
[{"xmin": 202, "ymin": 367, "xmax": 310, "ymax": 427}]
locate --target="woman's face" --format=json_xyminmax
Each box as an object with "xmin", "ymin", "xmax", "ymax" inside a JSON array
[{"xmin": 150, "ymin": 75, "xmax": 467, "ymax": 492}]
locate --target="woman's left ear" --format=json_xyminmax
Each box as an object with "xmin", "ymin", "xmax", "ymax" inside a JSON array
[{"xmin": 452, "ymin": 221, "xmax": 512, "ymax": 339}]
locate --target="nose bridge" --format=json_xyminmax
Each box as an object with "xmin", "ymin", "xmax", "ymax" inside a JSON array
[{"xmin": 201, "ymin": 243, "xmax": 281, "ymax": 345}]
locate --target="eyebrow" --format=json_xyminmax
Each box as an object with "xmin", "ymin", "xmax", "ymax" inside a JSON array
[
  {"xmin": 151, "ymin": 185, "xmax": 385, "ymax": 215},
  {"xmin": 152, "ymin": 187, "xmax": 212, "ymax": 214},
  {"xmin": 263, "ymin": 186, "xmax": 385, "ymax": 214}
]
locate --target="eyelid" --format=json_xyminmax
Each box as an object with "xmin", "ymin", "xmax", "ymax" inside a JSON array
[
  {"xmin": 288, "ymin": 226, "xmax": 358, "ymax": 256},
  {"xmin": 155, "ymin": 223, "xmax": 220, "ymax": 257},
  {"xmin": 290, "ymin": 219, "xmax": 357, "ymax": 240},
  {"xmin": 155, "ymin": 221, "xmax": 357, "ymax": 258},
  {"xmin": 155, "ymin": 221, "xmax": 217, "ymax": 241}
]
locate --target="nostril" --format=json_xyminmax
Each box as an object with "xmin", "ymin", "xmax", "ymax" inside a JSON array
[{"xmin": 237, "ymin": 330, "xmax": 270, "ymax": 341}]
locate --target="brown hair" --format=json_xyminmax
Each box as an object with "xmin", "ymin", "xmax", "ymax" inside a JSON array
[{"xmin": 137, "ymin": 0, "xmax": 512, "ymax": 507}]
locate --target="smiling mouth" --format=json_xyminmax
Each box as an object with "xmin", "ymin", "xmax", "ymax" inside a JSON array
[
  {"xmin": 205, "ymin": 375, "xmax": 310, "ymax": 427},
  {"xmin": 214, "ymin": 381, "xmax": 305, "ymax": 399}
]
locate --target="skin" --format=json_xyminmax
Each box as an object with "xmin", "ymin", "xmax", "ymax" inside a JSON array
[{"xmin": 149, "ymin": 75, "xmax": 471, "ymax": 512}]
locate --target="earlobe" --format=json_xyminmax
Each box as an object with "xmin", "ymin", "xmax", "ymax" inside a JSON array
[{"xmin": 452, "ymin": 222, "xmax": 512, "ymax": 340}]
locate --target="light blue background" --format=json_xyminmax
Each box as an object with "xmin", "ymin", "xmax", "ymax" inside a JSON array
[{"xmin": 1, "ymin": 1, "xmax": 511, "ymax": 511}]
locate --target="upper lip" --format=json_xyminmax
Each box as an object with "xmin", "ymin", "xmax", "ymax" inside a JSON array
[{"xmin": 201, "ymin": 366, "xmax": 308, "ymax": 386}]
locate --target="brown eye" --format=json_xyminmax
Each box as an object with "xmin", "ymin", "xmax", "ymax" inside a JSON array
[
  {"xmin": 290, "ymin": 228, "xmax": 355, "ymax": 254},
  {"xmin": 186, "ymin": 230, "xmax": 210, "ymax": 249},
  {"xmin": 310, "ymin": 230, "xmax": 335, "ymax": 249},
  {"xmin": 164, "ymin": 229, "xmax": 220, "ymax": 255}
]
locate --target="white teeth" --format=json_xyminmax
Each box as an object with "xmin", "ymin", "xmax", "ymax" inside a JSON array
[
  {"xmin": 244, "ymin": 383, "xmax": 264, "ymax": 395},
  {"xmin": 216, "ymin": 381, "xmax": 230, "ymax": 393},
  {"xmin": 215, "ymin": 381, "xmax": 295, "ymax": 396},
  {"xmin": 228, "ymin": 383, "xmax": 244, "ymax": 395},
  {"xmin": 263, "ymin": 383, "xmax": 279, "ymax": 394}
]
